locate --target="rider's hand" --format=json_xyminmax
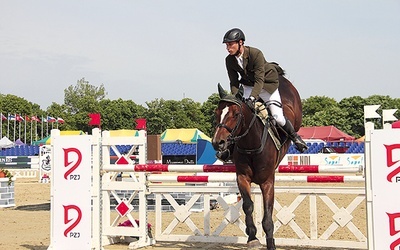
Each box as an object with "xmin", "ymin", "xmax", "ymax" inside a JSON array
[{"xmin": 245, "ymin": 96, "xmax": 256, "ymax": 110}]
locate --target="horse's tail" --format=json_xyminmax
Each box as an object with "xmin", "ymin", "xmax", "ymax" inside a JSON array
[
  {"xmin": 278, "ymin": 74, "xmax": 303, "ymax": 132},
  {"xmin": 270, "ymin": 62, "xmax": 285, "ymax": 76}
]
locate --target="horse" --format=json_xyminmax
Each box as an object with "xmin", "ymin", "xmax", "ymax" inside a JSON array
[{"xmin": 211, "ymin": 72, "xmax": 303, "ymax": 250}]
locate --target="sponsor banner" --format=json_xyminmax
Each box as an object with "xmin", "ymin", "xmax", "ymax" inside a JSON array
[
  {"xmin": 162, "ymin": 155, "xmax": 196, "ymax": 164},
  {"xmin": 370, "ymin": 129, "xmax": 400, "ymax": 249},
  {"xmin": 320, "ymin": 154, "xmax": 364, "ymax": 167},
  {"xmin": 282, "ymin": 154, "xmax": 364, "ymax": 167},
  {"xmin": 0, "ymin": 156, "xmax": 35, "ymax": 162},
  {"xmin": 0, "ymin": 156, "xmax": 35, "ymax": 168},
  {"xmin": 52, "ymin": 135, "xmax": 92, "ymax": 249},
  {"xmin": 286, "ymin": 155, "xmax": 311, "ymax": 165}
]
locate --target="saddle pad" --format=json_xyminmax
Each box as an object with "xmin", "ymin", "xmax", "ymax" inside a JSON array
[
  {"xmin": 255, "ymin": 102, "xmax": 268, "ymax": 121},
  {"xmin": 254, "ymin": 102, "xmax": 282, "ymax": 150},
  {"xmin": 268, "ymin": 127, "xmax": 281, "ymax": 151}
]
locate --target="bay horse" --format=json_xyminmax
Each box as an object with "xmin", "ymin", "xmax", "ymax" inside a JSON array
[{"xmin": 211, "ymin": 72, "xmax": 303, "ymax": 250}]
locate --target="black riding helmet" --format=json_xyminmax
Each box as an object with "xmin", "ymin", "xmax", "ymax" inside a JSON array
[{"xmin": 223, "ymin": 28, "xmax": 245, "ymax": 43}]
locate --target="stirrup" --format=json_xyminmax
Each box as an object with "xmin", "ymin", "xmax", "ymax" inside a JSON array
[{"xmin": 294, "ymin": 139, "xmax": 308, "ymax": 153}]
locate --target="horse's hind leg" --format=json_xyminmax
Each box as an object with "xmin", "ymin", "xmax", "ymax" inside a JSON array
[
  {"xmin": 260, "ymin": 181, "xmax": 276, "ymax": 250},
  {"xmin": 237, "ymin": 175, "xmax": 262, "ymax": 248}
]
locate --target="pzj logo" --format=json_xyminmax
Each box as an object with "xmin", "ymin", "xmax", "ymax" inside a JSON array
[
  {"xmin": 384, "ymin": 144, "xmax": 400, "ymax": 182},
  {"xmin": 387, "ymin": 212, "xmax": 400, "ymax": 250},
  {"xmin": 63, "ymin": 148, "xmax": 82, "ymax": 180},
  {"xmin": 63, "ymin": 205, "xmax": 82, "ymax": 238}
]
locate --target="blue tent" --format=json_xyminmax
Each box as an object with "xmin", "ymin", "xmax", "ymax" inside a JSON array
[
  {"xmin": 196, "ymin": 139, "xmax": 218, "ymax": 164},
  {"xmin": 160, "ymin": 128, "xmax": 218, "ymax": 164}
]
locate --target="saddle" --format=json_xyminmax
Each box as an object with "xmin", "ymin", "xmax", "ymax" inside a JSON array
[{"xmin": 255, "ymin": 102, "xmax": 288, "ymax": 151}]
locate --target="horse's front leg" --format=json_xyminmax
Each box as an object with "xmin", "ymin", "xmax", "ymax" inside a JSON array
[
  {"xmin": 260, "ymin": 180, "xmax": 276, "ymax": 250},
  {"xmin": 237, "ymin": 175, "xmax": 262, "ymax": 248}
]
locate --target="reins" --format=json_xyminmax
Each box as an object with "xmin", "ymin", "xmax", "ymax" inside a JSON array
[
  {"xmin": 217, "ymin": 98, "xmax": 270, "ymax": 155},
  {"xmin": 227, "ymin": 109, "xmax": 256, "ymax": 142},
  {"xmin": 235, "ymin": 106, "xmax": 268, "ymax": 155}
]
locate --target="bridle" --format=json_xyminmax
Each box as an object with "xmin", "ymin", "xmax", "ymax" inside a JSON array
[
  {"xmin": 216, "ymin": 100, "xmax": 243, "ymax": 141},
  {"xmin": 215, "ymin": 98, "xmax": 264, "ymax": 154}
]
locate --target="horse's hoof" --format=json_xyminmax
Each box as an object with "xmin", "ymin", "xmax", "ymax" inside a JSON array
[
  {"xmin": 266, "ymin": 237, "xmax": 276, "ymax": 250},
  {"xmin": 247, "ymin": 239, "xmax": 263, "ymax": 249}
]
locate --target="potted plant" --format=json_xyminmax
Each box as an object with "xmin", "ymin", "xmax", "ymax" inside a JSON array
[{"xmin": 0, "ymin": 168, "xmax": 14, "ymax": 186}]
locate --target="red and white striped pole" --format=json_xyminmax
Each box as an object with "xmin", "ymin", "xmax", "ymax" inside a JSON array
[
  {"xmin": 146, "ymin": 174, "xmax": 364, "ymax": 183},
  {"xmin": 103, "ymin": 164, "xmax": 363, "ymax": 174}
]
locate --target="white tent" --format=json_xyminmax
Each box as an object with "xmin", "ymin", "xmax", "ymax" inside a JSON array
[{"xmin": 0, "ymin": 136, "xmax": 15, "ymax": 149}]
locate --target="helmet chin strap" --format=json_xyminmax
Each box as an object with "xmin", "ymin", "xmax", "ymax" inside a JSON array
[{"xmin": 234, "ymin": 41, "xmax": 242, "ymax": 57}]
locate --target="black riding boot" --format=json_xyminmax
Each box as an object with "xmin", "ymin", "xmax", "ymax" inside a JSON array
[{"xmin": 282, "ymin": 119, "xmax": 308, "ymax": 153}]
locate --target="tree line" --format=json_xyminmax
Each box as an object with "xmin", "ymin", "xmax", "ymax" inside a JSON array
[{"xmin": 1, "ymin": 78, "xmax": 399, "ymax": 144}]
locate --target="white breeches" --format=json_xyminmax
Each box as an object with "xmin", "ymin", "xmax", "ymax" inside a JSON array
[{"xmin": 242, "ymin": 85, "xmax": 286, "ymax": 126}]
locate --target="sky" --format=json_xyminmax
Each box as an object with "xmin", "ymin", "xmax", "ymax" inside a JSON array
[{"xmin": 1, "ymin": 1, "xmax": 399, "ymax": 110}]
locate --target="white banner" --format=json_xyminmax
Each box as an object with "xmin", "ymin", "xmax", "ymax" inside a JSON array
[
  {"xmin": 370, "ymin": 129, "xmax": 400, "ymax": 249},
  {"xmin": 52, "ymin": 135, "xmax": 92, "ymax": 249}
]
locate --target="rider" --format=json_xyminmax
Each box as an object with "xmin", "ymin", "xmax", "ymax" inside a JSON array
[{"xmin": 222, "ymin": 28, "xmax": 308, "ymax": 154}]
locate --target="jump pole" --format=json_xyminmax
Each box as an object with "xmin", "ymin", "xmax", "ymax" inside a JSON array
[
  {"xmin": 146, "ymin": 174, "xmax": 364, "ymax": 183},
  {"xmin": 103, "ymin": 164, "xmax": 363, "ymax": 174}
]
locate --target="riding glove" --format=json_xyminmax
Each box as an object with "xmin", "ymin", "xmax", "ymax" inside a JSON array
[{"xmin": 245, "ymin": 96, "xmax": 256, "ymax": 110}]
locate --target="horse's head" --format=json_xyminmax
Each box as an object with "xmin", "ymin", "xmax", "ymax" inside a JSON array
[{"xmin": 212, "ymin": 84, "xmax": 248, "ymax": 160}]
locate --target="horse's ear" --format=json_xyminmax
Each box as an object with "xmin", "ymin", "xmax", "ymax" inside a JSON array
[
  {"xmin": 235, "ymin": 85, "xmax": 244, "ymax": 100},
  {"xmin": 217, "ymin": 83, "xmax": 227, "ymax": 99}
]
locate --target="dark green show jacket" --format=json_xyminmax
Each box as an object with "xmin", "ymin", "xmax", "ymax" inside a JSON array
[{"xmin": 225, "ymin": 46, "xmax": 279, "ymax": 98}]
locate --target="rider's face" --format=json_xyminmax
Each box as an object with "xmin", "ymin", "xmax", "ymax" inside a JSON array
[{"xmin": 225, "ymin": 41, "xmax": 240, "ymax": 56}]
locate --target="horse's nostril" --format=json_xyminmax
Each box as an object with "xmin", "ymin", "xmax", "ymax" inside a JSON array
[
  {"xmin": 218, "ymin": 140, "xmax": 226, "ymax": 150},
  {"xmin": 212, "ymin": 139, "xmax": 226, "ymax": 151}
]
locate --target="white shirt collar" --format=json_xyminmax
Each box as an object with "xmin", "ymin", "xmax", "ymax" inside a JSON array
[{"xmin": 236, "ymin": 54, "xmax": 243, "ymax": 69}]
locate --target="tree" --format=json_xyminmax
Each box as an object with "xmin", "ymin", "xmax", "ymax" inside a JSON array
[
  {"xmin": 144, "ymin": 98, "xmax": 208, "ymax": 135},
  {"xmin": 46, "ymin": 102, "xmax": 69, "ymax": 130},
  {"xmin": 306, "ymin": 106, "xmax": 351, "ymax": 133},
  {"xmin": 201, "ymin": 93, "xmax": 220, "ymax": 137},
  {"xmin": 4, "ymin": 85, "xmax": 400, "ymax": 141},
  {"xmin": 63, "ymin": 78, "xmax": 106, "ymax": 132},
  {"xmin": 99, "ymin": 99, "xmax": 146, "ymax": 130},
  {"xmin": 144, "ymin": 99, "xmax": 175, "ymax": 135},
  {"xmin": 0, "ymin": 94, "xmax": 39, "ymax": 142},
  {"xmin": 302, "ymin": 96, "xmax": 338, "ymax": 118},
  {"xmin": 338, "ymin": 96, "xmax": 366, "ymax": 138}
]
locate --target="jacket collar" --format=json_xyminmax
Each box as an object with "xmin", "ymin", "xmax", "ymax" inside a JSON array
[{"xmin": 242, "ymin": 46, "xmax": 250, "ymax": 70}]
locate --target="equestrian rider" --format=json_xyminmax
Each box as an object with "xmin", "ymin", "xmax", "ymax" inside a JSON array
[{"xmin": 223, "ymin": 28, "xmax": 308, "ymax": 153}]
